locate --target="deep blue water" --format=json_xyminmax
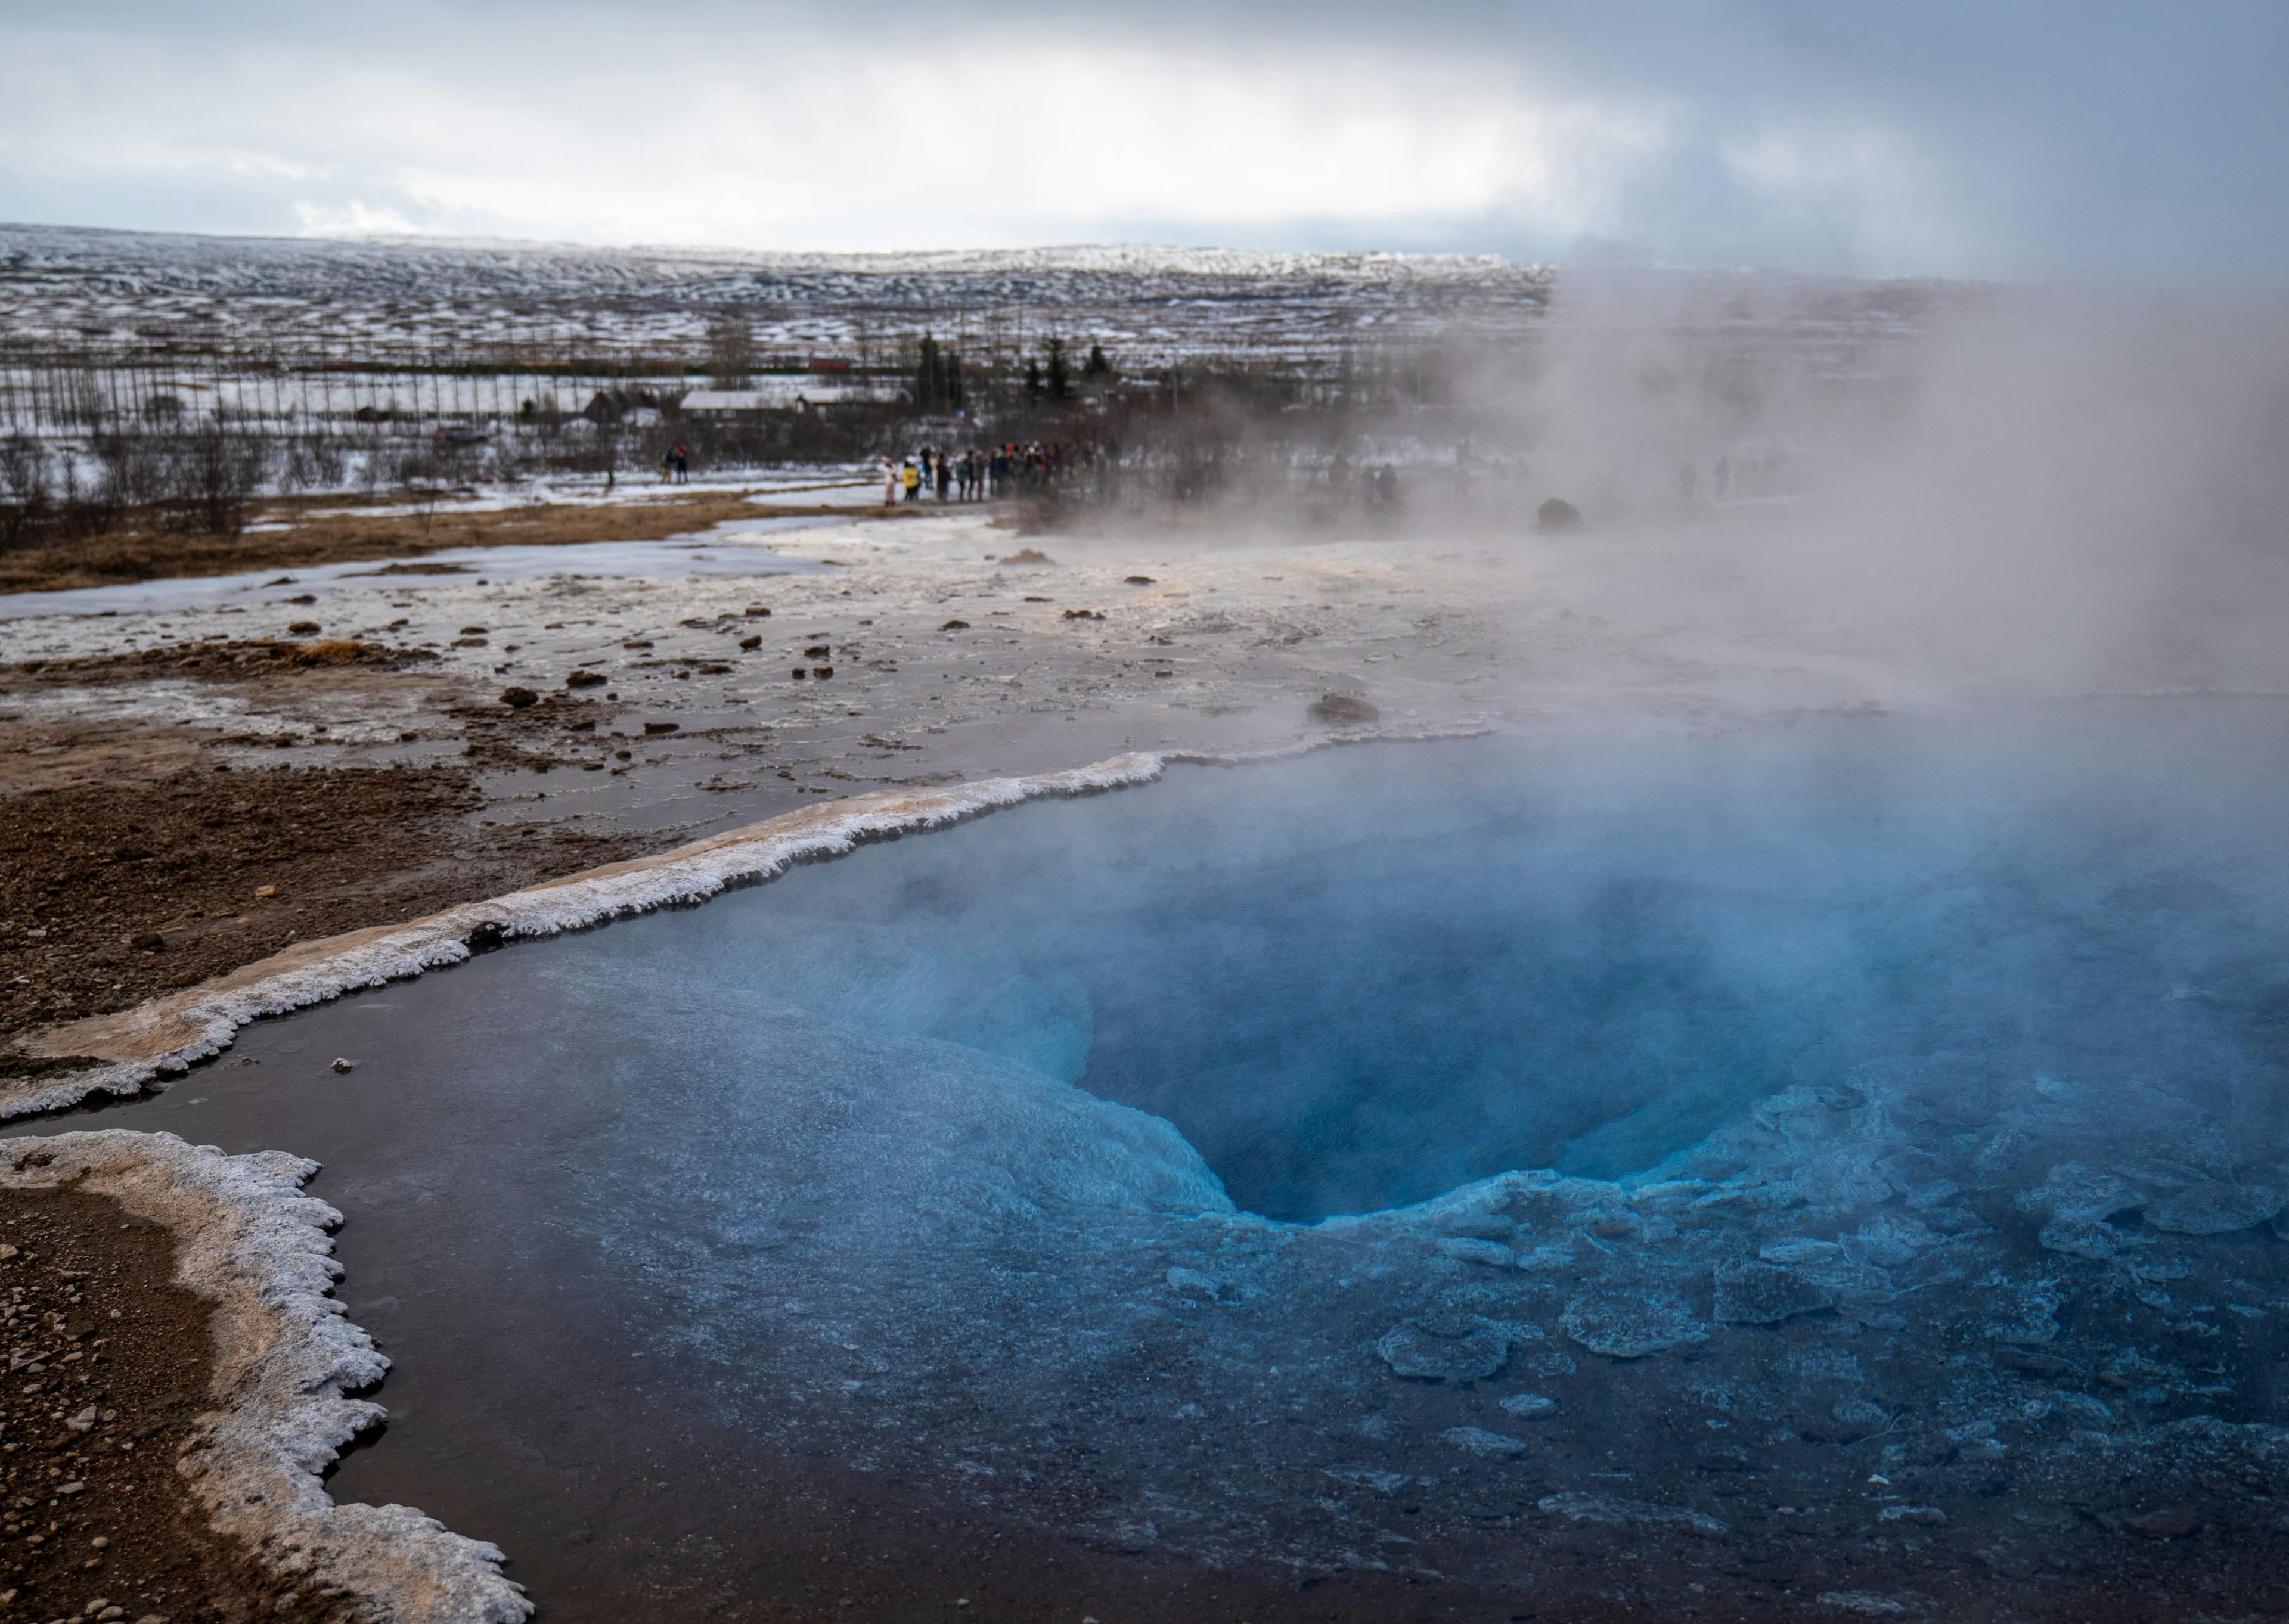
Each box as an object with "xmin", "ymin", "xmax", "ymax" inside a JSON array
[
  {"xmin": 634, "ymin": 702, "xmax": 2289, "ymax": 1218},
  {"xmin": 20, "ymin": 700, "xmax": 2289, "ymax": 1621}
]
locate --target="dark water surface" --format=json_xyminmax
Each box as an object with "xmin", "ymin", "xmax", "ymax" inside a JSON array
[{"xmin": 21, "ymin": 702, "xmax": 2289, "ymax": 1621}]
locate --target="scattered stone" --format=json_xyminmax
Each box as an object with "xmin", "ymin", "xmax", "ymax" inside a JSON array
[
  {"xmin": 1714, "ymin": 1261, "xmax": 1837, "ymax": 1325},
  {"xmin": 330, "ymin": 1057, "xmax": 355, "ymax": 1075},
  {"xmin": 999, "ymin": 548, "xmax": 1053, "ymax": 565},
  {"xmin": 940, "ymin": 619, "xmax": 970, "ymax": 631},
  {"xmin": 1815, "ymin": 1592, "xmax": 1928, "ymax": 1617},
  {"xmin": 1537, "ymin": 1492, "xmax": 1726, "ymax": 1536},
  {"xmin": 1308, "ymin": 693, "xmax": 1378, "ymax": 724},
  {"xmin": 499, "ymin": 686, "xmax": 539, "ymax": 708},
  {"xmin": 460, "ymin": 625, "xmax": 488, "ymax": 635},
  {"xmin": 1443, "ymin": 1426, "xmax": 1527, "ymax": 1458},
  {"xmin": 1560, "ymin": 1292, "xmax": 1709, "ymax": 1359},
  {"xmin": 2123, "ymin": 1507, "xmax": 2198, "ymax": 1539},
  {"xmin": 744, "ymin": 604, "xmax": 771, "ymax": 617},
  {"xmin": 804, "ymin": 644, "xmax": 831, "ymax": 658},
  {"xmin": 813, "ymin": 666, "xmax": 835, "ymax": 679},
  {"xmin": 1878, "ymin": 1503, "xmax": 1947, "ymax": 1526},
  {"xmin": 1164, "ymin": 1266, "xmax": 1221, "ymax": 1300},
  {"xmin": 1375, "ymin": 1315, "xmax": 1511, "ymax": 1383},
  {"xmin": 128, "ymin": 931, "xmax": 166, "ymax": 952},
  {"xmin": 643, "ymin": 721, "xmax": 680, "ymax": 735},
  {"xmin": 1124, "ymin": 575, "xmax": 1156, "ymax": 584},
  {"xmin": 286, "ymin": 620, "xmax": 320, "ymax": 635},
  {"xmin": 1498, "ymin": 1392, "xmax": 1557, "ymax": 1419},
  {"xmin": 1061, "ymin": 608, "xmax": 1105, "ymax": 620},
  {"xmin": 1536, "ymin": 497, "xmax": 1583, "ymax": 533},
  {"xmin": 739, "ymin": 635, "xmax": 762, "ymax": 650},
  {"xmin": 1437, "ymin": 1236, "xmax": 1515, "ymax": 1268},
  {"xmin": 792, "ymin": 668, "xmax": 808, "ymax": 679},
  {"xmin": 2145, "ymin": 1182, "xmax": 2284, "ymax": 1235},
  {"xmin": 565, "ymin": 670, "xmax": 607, "ymax": 688}
]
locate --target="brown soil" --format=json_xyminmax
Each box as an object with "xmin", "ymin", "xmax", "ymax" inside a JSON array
[
  {"xmin": 0, "ymin": 1184, "xmax": 306, "ymax": 1620},
  {"xmin": 14, "ymin": 641, "xmax": 438, "ymax": 687},
  {"xmin": 0, "ymin": 492, "xmax": 896, "ymax": 595},
  {"xmin": 0, "ymin": 763, "xmax": 653, "ymax": 1041}
]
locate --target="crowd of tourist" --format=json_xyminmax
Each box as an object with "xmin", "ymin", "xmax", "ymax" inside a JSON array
[{"xmin": 879, "ymin": 440, "xmax": 1100, "ymax": 504}]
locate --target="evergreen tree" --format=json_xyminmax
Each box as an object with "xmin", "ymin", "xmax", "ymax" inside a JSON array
[
  {"xmin": 1025, "ymin": 358, "xmax": 1044, "ymax": 401},
  {"xmin": 1045, "ymin": 337, "xmax": 1071, "ymax": 401},
  {"xmin": 915, "ymin": 335, "xmax": 942, "ymax": 410},
  {"xmin": 1084, "ymin": 343, "xmax": 1112, "ymax": 380},
  {"xmin": 943, "ymin": 347, "xmax": 964, "ymax": 409}
]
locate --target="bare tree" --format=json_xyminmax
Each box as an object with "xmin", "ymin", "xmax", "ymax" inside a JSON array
[
  {"xmin": 706, "ymin": 310, "xmax": 755, "ymax": 389},
  {"xmin": 0, "ymin": 434, "xmax": 52, "ymax": 548},
  {"xmin": 169, "ymin": 418, "xmax": 271, "ymax": 535}
]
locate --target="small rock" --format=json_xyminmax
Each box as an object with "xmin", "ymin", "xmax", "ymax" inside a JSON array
[
  {"xmin": 1308, "ymin": 693, "xmax": 1378, "ymax": 724},
  {"xmin": 744, "ymin": 604, "xmax": 771, "ymax": 617},
  {"xmin": 1714, "ymin": 1262, "xmax": 1838, "ymax": 1325},
  {"xmin": 813, "ymin": 666, "xmax": 834, "ymax": 679},
  {"xmin": 1124, "ymin": 575, "xmax": 1156, "ymax": 584},
  {"xmin": 330, "ymin": 1058, "xmax": 355, "ymax": 1075},
  {"xmin": 1815, "ymin": 1592, "xmax": 1927, "ymax": 1617},
  {"xmin": 1375, "ymin": 1315, "xmax": 1511, "ymax": 1383},
  {"xmin": 1164, "ymin": 1266, "xmax": 1221, "ymax": 1300},
  {"xmin": 804, "ymin": 644, "xmax": 831, "ymax": 658},
  {"xmin": 1878, "ymin": 1503, "xmax": 1946, "ymax": 1526},
  {"xmin": 128, "ymin": 931, "xmax": 165, "ymax": 952},
  {"xmin": 1443, "ymin": 1425, "xmax": 1527, "ymax": 1458},
  {"xmin": 940, "ymin": 619, "xmax": 971, "ymax": 631},
  {"xmin": 1559, "ymin": 1293, "xmax": 1709, "ymax": 1359},
  {"xmin": 2145, "ymin": 1182, "xmax": 2284, "ymax": 1235},
  {"xmin": 791, "ymin": 667, "xmax": 808, "ymax": 679},
  {"xmin": 460, "ymin": 625, "xmax": 488, "ymax": 635},
  {"xmin": 565, "ymin": 670, "xmax": 607, "ymax": 688},
  {"xmin": 499, "ymin": 686, "xmax": 539, "ymax": 708},
  {"xmin": 1437, "ymin": 1237, "xmax": 1515, "ymax": 1268},
  {"xmin": 1060, "ymin": 608, "xmax": 1105, "ymax": 620},
  {"xmin": 2123, "ymin": 1507, "xmax": 2198, "ymax": 1539},
  {"xmin": 286, "ymin": 620, "xmax": 321, "ymax": 635},
  {"xmin": 643, "ymin": 721, "xmax": 680, "ymax": 735},
  {"xmin": 1537, "ymin": 1491, "xmax": 1726, "ymax": 1536},
  {"xmin": 739, "ymin": 635, "xmax": 762, "ymax": 650},
  {"xmin": 1498, "ymin": 1392, "xmax": 1558, "ymax": 1419},
  {"xmin": 254, "ymin": 884, "xmax": 277, "ymax": 899},
  {"xmin": 999, "ymin": 548, "xmax": 1053, "ymax": 564},
  {"xmin": 1536, "ymin": 497, "xmax": 1583, "ymax": 533}
]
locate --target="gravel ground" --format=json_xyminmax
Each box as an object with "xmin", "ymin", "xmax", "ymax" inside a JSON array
[{"xmin": 0, "ymin": 1187, "xmax": 293, "ymax": 1622}]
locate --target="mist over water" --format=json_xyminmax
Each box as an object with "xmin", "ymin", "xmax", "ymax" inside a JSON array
[{"xmin": 649, "ymin": 706, "xmax": 2289, "ymax": 1219}]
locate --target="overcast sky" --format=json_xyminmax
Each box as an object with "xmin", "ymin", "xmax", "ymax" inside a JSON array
[{"xmin": 2, "ymin": 1, "xmax": 2284, "ymax": 280}]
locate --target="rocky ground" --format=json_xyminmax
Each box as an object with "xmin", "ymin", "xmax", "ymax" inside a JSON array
[
  {"xmin": 0, "ymin": 1186, "xmax": 304, "ymax": 1622},
  {"xmin": 3, "ymin": 487, "xmax": 1814, "ymax": 1045}
]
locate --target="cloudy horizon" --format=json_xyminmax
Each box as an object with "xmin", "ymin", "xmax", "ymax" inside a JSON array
[{"xmin": 3, "ymin": 1, "xmax": 2286, "ymax": 283}]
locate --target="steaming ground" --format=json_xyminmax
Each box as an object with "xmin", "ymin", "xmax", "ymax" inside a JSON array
[
  {"xmin": 11, "ymin": 474, "xmax": 2281, "ymax": 1040},
  {"xmin": 0, "ymin": 493, "xmax": 1904, "ymax": 1038}
]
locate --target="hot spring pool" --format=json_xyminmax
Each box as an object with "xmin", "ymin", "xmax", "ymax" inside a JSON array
[{"xmin": 26, "ymin": 700, "xmax": 2289, "ymax": 1620}]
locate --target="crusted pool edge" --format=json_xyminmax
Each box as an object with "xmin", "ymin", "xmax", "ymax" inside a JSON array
[
  {"xmin": 0, "ymin": 1128, "xmax": 531, "ymax": 1622},
  {"xmin": 1, "ymin": 728, "xmax": 1482, "ymax": 1118}
]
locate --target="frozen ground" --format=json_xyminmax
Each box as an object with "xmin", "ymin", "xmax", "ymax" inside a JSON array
[{"xmin": 0, "ymin": 222, "xmax": 1561, "ymax": 368}]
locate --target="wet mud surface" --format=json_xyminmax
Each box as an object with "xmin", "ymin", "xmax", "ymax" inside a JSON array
[{"xmin": 0, "ymin": 762, "xmax": 658, "ymax": 1041}]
